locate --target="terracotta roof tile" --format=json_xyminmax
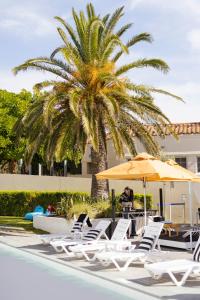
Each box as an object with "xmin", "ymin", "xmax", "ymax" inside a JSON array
[
  {"xmin": 101, "ymin": 122, "xmax": 200, "ymax": 143},
  {"xmin": 144, "ymin": 122, "xmax": 200, "ymax": 136}
]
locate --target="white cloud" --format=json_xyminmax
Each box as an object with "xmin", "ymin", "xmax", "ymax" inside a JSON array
[
  {"xmin": 0, "ymin": 6, "xmax": 55, "ymax": 37},
  {"xmin": 0, "ymin": 19, "xmax": 21, "ymax": 28},
  {"xmin": 0, "ymin": 70, "xmax": 55, "ymax": 93},
  {"xmin": 188, "ymin": 29, "xmax": 200, "ymax": 50},
  {"xmin": 127, "ymin": 0, "xmax": 200, "ymax": 16},
  {"xmin": 154, "ymin": 82, "xmax": 200, "ymax": 122}
]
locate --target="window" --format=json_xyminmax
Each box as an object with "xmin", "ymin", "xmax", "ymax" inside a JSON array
[
  {"xmin": 67, "ymin": 161, "xmax": 82, "ymax": 175},
  {"xmin": 197, "ymin": 157, "xmax": 200, "ymax": 173},
  {"xmin": 175, "ymin": 157, "xmax": 187, "ymax": 169}
]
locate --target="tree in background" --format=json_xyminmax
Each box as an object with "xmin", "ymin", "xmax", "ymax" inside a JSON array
[
  {"xmin": 14, "ymin": 90, "xmax": 85, "ymax": 172},
  {"xmin": 0, "ymin": 89, "xmax": 32, "ymax": 173},
  {"xmin": 13, "ymin": 4, "xmax": 181, "ymax": 198}
]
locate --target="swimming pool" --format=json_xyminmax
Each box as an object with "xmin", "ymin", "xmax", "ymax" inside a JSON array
[{"xmin": 0, "ymin": 243, "xmax": 157, "ymax": 300}]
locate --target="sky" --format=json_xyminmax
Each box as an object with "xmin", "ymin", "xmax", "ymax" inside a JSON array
[{"xmin": 0, "ymin": 0, "xmax": 200, "ymax": 122}]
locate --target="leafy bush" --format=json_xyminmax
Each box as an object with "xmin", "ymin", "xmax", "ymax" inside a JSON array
[
  {"xmin": 0, "ymin": 191, "xmax": 90, "ymax": 216},
  {"xmin": 0, "ymin": 190, "xmax": 152, "ymax": 217},
  {"xmin": 67, "ymin": 201, "xmax": 111, "ymax": 219}
]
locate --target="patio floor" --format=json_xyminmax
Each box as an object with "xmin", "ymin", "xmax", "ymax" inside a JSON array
[{"xmin": 0, "ymin": 229, "xmax": 200, "ymax": 300}]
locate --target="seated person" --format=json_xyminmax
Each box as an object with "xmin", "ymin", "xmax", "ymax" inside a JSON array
[{"xmin": 46, "ymin": 205, "xmax": 56, "ymax": 215}]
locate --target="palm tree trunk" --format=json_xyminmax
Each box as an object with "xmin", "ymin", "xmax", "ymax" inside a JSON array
[
  {"xmin": 90, "ymin": 138, "xmax": 109, "ymax": 199},
  {"xmin": 8, "ymin": 160, "xmax": 18, "ymax": 174}
]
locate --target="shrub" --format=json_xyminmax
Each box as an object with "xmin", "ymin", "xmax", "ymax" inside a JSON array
[
  {"xmin": 68, "ymin": 201, "xmax": 111, "ymax": 219},
  {"xmin": 0, "ymin": 190, "xmax": 153, "ymax": 217},
  {"xmin": 0, "ymin": 191, "xmax": 89, "ymax": 216}
]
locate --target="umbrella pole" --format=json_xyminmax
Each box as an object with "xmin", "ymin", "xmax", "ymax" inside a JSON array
[
  {"xmin": 188, "ymin": 181, "xmax": 193, "ymax": 226},
  {"xmin": 143, "ymin": 178, "xmax": 147, "ymax": 226}
]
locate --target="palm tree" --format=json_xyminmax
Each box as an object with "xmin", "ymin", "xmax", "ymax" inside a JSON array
[{"xmin": 13, "ymin": 3, "xmax": 181, "ymax": 199}]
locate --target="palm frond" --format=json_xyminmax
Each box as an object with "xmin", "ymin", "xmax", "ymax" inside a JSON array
[
  {"xmin": 113, "ymin": 33, "xmax": 152, "ymax": 62},
  {"xmin": 116, "ymin": 23, "xmax": 133, "ymax": 37},
  {"xmin": 116, "ymin": 58, "xmax": 169, "ymax": 76},
  {"xmin": 150, "ymin": 88, "xmax": 183, "ymax": 101}
]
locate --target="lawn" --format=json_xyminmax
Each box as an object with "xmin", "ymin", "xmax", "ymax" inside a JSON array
[{"xmin": 0, "ymin": 216, "xmax": 46, "ymax": 233}]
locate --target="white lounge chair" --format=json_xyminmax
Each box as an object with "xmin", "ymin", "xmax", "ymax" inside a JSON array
[
  {"xmin": 158, "ymin": 225, "xmax": 200, "ymax": 250},
  {"xmin": 145, "ymin": 235, "xmax": 200, "ymax": 286},
  {"xmin": 94, "ymin": 222, "xmax": 164, "ymax": 271},
  {"xmin": 38, "ymin": 213, "xmax": 89, "ymax": 244},
  {"xmin": 69, "ymin": 219, "xmax": 132, "ymax": 261},
  {"xmin": 50, "ymin": 219, "xmax": 111, "ymax": 255}
]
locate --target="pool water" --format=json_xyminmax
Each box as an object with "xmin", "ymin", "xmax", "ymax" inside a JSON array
[{"xmin": 0, "ymin": 243, "xmax": 155, "ymax": 300}]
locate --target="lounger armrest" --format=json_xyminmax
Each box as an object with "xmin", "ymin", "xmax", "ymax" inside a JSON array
[
  {"xmin": 103, "ymin": 240, "xmax": 132, "ymax": 251},
  {"xmin": 72, "ymin": 231, "xmax": 83, "ymax": 239},
  {"xmin": 129, "ymin": 244, "xmax": 136, "ymax": 251}
]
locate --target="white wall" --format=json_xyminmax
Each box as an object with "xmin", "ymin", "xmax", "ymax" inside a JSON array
[
  {"xmin": 0, "ymin": 174, "xmax": 91, "ymax": 192},
  {"xmin": 0, "ymin": 174, "xmax": 200, "ymax": 224},
  {"xmin": 82, "ymin": 134, "xmax": 200, "ymax": 176}
]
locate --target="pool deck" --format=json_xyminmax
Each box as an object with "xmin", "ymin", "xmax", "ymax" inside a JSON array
[{"xmin": 0, "ymin": 229, "xmax": 200, "ymax": 300}]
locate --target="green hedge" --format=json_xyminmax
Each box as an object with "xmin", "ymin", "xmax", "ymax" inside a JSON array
[
  {"xmin": 0, "ymin": 191, "xmax": 90, "ymax": 216},
  {"xmin": 0, "ymin": 191, "xmax": 152, "ymax": 217}
]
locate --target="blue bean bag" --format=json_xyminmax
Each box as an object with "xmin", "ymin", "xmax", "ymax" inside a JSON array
[{"xmin": 24, "ymin": 205, "xmax": 44, "ymax": 221}]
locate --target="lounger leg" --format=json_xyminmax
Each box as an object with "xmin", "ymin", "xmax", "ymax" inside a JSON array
[
  {"xmin": 120, "ymin": 257, "xmax": 136, "ymax": 271},
  {"xmin": 156, "ymin": 241, "xmax": 161, "ymax": 251},
  {"xmin": 52, "ymin": 245, "xmax": 64, "ymax": 253},
  {"xmin": 167, "ymin": 267, "xmax": 194, "ymax": 287},
  {"xmin": 110, "ymin": 257, "xmax": 138, "ymax": 272},
  {"xmin": 90, "ymin": 252, "xmax": 97, "ymax": 262},
  {"xmin": 110, "ymin": 257, "xmax": 134, "ymax": 272},
  {"xmin": 91, "ymin": 248, "xmax": 105, "ymax": 262},
  {"xmin": 110, "ymin": 258, "xmax": 125, "ymax": 271},
  {"xmin": 62, "ymin": 246, "xmax": 74, "ymax": 257},
  {"xmin": 80, "ymin": 250, "xmax": 92, "ymax": 261}
]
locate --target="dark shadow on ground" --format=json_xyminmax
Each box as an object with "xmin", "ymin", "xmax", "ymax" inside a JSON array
[
  {"xmin": 0, "ymin": 232, "xmax": 31, "ymax": 238},
  {"xmin": 19, "ymin": 243, "xmax": 58, "ymax": 255},
  {"xmin": 79, "ymin": 261, "xmax": 144, "ymax": 272},
  {"xmin": 161, "ymin": 295, "xmax": 200, "ymax": 300},
  {"xmin": 128, "ymin": 276, "xmax": 200, "ymax": 288},
  {"xmin": 58, "ymin": 256, "xmax": 85, "ymax": 262}
]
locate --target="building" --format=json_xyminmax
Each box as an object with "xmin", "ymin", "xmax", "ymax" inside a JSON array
[
  {"xmin": 1, "ymin": 122, "xmax": 200, "ymax": 223},
  {"xmin": 2, "ymin": 122, "xmax": 200, "ymax": 178},
  {"xmin": 82, "ymin": 122, "xmax": 200, "ymax": 176}
]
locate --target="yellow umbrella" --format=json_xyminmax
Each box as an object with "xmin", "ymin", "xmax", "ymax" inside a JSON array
[
  {"xmin": 96, "ymin": 153, "xmax": 193, "ymax": 181},
  {"xmin": 96, "ymin": 153, "xmax": 193, "ymax": 225},
  {"xmin": 166, "ymin": 159, "xmax": 200, "ymax": 182}
]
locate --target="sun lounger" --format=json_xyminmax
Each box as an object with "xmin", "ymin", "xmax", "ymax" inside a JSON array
[
  {"xmin": 94, "ymin": 222, "xmax": 164, "ymax": 271},
  {"xmin": 69, "ymin": 219, "xmax": 132, "ymax": 261},
  {"xmin": 159, "ymin": 225, "xmax": 200, "ymax": 250},
  {"xmin": 145, "ymin": 235, "xmax": 200, "ymax": 286},
  {"xmin": 38, "ymin": 213, "xmax": 90, "ymax": 244},
  {"xmin": 50, "ymin": 219, "xmax": 111, "ymax": 255}
]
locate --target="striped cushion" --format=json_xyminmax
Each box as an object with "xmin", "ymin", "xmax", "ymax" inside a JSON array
[
  {"xmin": 71, "ymin": 222, "xmax": 83, "ymax": 233},
  {"xmin": 193, "ymin": 242, "xmax": 200, "ymax": 262},
  {"xmin": 137, "ymin": 235, "xmax": 155, "ymax": 252},
  {"xmin": 82, "ymin": 229, "xmax": 101, "ymax": 241}
]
